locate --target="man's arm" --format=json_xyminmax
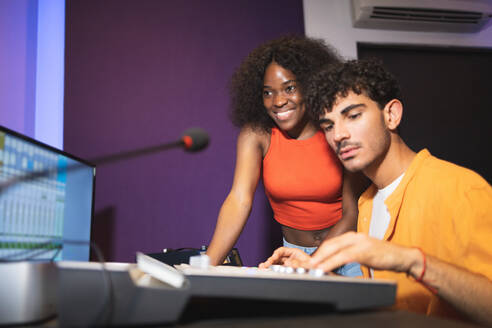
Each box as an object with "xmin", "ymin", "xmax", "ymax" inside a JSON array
[
  {"xmin": 308, "ymin": 232, "xmax": 492, "ymax": 327},
  {"xmin": 416, "ymin": 253, "xmax": 492, "ymax": 327}
]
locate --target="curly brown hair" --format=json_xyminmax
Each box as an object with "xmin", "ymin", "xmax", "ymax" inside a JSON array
[
  {"xmin": 229, "ymin": 35, "xmax": 341, "ymax": 131},
  {"xmin": 306, "ymin": 58, "xmax": 402, "ymax": 121}
]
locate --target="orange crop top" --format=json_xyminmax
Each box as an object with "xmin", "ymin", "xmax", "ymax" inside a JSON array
[{"xmin": 262, "ymin": 127, "xmax": 343, "ymax": 230}]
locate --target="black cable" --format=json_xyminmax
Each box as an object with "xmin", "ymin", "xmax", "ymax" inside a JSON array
[
  {"xmin": 83, "ymin": 239, "xmax": 114, "ymax": 327},
  {"xmin": 173, "ymin": 247, "xmax": 202, "ymax": 252}
]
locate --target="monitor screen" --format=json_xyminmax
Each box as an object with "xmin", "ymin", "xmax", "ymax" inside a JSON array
[{"xmin": 0, "ymin": 126, "xmax": 95, "ymax": 262}]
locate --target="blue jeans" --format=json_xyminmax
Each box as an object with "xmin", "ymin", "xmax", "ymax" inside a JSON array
[{"xmin": 283, "ymin": 238, "xmax": 362, "ymax": 277}]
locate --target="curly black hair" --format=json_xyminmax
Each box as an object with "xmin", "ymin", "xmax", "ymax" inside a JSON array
[
  {"xmin": 229, "ymin": 35, "xmax": 341, "ymax": 131},
  {"xmin": 306, "ymin": 58, "xmax": 402, "ymax": 121}
]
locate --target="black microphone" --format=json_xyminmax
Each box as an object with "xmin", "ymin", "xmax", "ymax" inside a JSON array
[
  {"xmin": 0, "ymin": 127, "xmax": 210, "ymax": 192},
  {"xmin": 181, "ymin": 127, "xmax": 210, "ymax": 152}
]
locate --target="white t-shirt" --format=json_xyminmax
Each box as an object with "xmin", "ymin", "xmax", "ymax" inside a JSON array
[{"xmin": 368, "ymin": 173, "xmax": 404, "ymax": 276}]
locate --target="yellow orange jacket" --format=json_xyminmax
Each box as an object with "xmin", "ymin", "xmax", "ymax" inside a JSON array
[{"xmin": 358, "ymin": 149, "xmax": 492, "ymax": 319}]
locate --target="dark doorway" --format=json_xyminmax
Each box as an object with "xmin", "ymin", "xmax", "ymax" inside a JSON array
[{"xmin": 358, "ymin": 43, "xmax": 492, "ymax": 183}]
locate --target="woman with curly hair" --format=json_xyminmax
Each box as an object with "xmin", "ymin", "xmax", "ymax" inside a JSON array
[{"xmin": 206, "ymin": 36, "xmax": 364, "ymax": 276}]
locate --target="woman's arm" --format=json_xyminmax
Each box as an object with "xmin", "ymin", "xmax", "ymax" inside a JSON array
[
  {"xmin": 323, "ymin": 170, "xmax": 369, "ymax": 239},
  {"xmin": 206, "ymin": 127, "xmax": 266, "ymax": 266}
]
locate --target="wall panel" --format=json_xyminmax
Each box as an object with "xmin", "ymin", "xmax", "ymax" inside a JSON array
[{"xmin": 64, "ymin": 0, "xmax": 304, "ymax": 264}]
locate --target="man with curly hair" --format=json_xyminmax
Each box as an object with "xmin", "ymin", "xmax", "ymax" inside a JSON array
[
  {"xmin": 261, "ymin": 59, "xmax": 492, "ymax": 326},
  {"xmin": 206, "ymin": 36, "xmax": 366, "ymax": 277}
]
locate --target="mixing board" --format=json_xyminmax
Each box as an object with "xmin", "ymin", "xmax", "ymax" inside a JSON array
[
  {"xmin": 137, "ymin": 253, "xmax": 396, "ymax": 311},
  {"xmin": 174, "ymin": 263, "xmax": 396, "ymax": 311}
]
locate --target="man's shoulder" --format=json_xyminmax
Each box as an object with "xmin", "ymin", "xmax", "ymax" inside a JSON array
[
  {"xmin": 358, "ymin": 152, "xmax": 490, "ymax": 207},
  {"xmin": 417, "ymin": 153, "xmax": 489, "ymax": 191}
]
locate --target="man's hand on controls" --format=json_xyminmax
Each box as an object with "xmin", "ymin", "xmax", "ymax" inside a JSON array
[
  {"xmin": 260, "ymin": 232, "xmax": 421, "ymax": 276},
  {"xmin": 259, "ymin": 247, "xmax": 312, "ymax": 269}
]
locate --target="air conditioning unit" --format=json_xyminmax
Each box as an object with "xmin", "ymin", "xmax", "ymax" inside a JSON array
[{"xmin": 352, "ymin": 0, "xmax": 492, "ymax": 33}]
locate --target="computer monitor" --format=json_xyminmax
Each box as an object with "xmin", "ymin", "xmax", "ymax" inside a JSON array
[{"xmin": 0, "ymin": 125, "xmax": 95, "ymax": 262}]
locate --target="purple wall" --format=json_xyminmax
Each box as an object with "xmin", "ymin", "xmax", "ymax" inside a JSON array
[
  {"xmin": 0, "ymin": 0, "xmax": 37, "ymax": 136},
  {"xmin": 64, "ymin": 0, "xmax": 304, "ymax": 265}
]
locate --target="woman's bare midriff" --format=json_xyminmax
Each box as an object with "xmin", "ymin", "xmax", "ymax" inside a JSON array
[{"xmin": 281, "ymin": 225, "xmax": 332, "ymax": 247}]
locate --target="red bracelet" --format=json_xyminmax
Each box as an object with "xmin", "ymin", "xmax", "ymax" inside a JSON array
[
  {"xmin": 414, "ymin": 247, "xmax": 438, "ymax": 294},
  {"xmin": 415, "ymin": 247, "xmax": 427, "ymax": 282}
]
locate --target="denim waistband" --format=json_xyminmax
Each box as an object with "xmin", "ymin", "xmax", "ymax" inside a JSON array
[{"xmin": 282, "ymin": 238, "xmax": 318, "ymax": 256}]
